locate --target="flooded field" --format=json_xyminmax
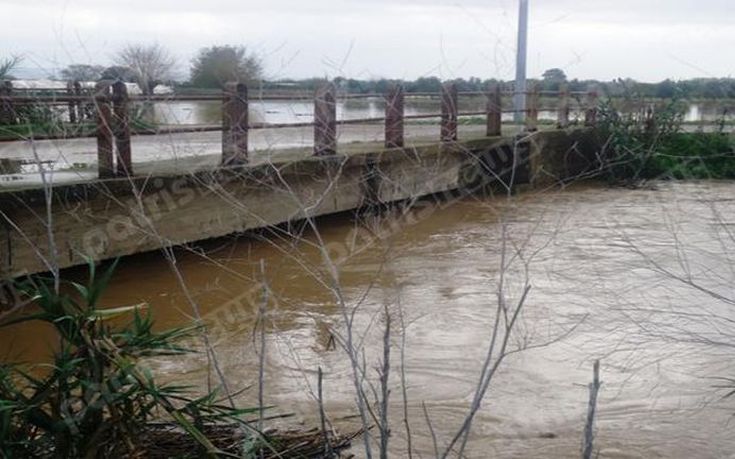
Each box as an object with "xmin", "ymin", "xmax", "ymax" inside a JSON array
[
  {"xmin": 3, "ymin": 180, "xmax": 735, "ymax": 457},
  {"xmin": 148, "ymin": 97, "xmax": 578, "ymax": 126},
  {"xmin": 144, "ymin": 97, "xmax": 735, "ymax": 127}
]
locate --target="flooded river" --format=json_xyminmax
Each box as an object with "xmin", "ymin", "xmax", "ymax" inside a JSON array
[{"xmin": 3, "ymin": 181, "xmax": 735, "ymax": 457}]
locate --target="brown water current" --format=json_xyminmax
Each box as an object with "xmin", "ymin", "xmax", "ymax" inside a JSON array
[{"xmin": 3, "ymin": 181, "xmax": 735, "ymax": 457}]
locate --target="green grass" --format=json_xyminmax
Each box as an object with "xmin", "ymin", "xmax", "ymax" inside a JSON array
[
  {"xmin": 595, "ymin": 96, "xmax": 735, "ymax": 183},
  {"xmin": 0, "ymin": 122, "xmax": 97, "ymax": 140},
  {"xmin": 406, "ymin": 116, "xmax": 560, "ymax": 126},
  {"xmin": 649, "ymin": 133, "xmax": 735, "ymax": 179},
  {"xmin": 0, "ymin": 119, "xmax": 159, "ymax": 141}
]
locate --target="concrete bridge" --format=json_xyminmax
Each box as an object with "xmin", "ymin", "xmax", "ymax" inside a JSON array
[{"xmin": 0, "ymin": 81, "xmax": 601, "ymax": 279}]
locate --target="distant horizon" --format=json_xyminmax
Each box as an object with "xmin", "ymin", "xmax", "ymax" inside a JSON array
[{"xmin": 7, "ymin": 66, "xmax": 734, "ymax": 86}]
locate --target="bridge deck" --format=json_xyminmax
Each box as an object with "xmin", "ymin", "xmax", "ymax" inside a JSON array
[
  {"xmin": 0, "ymin": 123, "xmax": 544, "ymax": 192},
  {"xmin": 0, "ymin": 127, "xmax": 598, "ymax": 278}
]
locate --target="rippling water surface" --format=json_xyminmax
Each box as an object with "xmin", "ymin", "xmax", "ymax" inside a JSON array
[{"xmin": 4, "ymin": 181, "xmax": 735, "ymax": 457}]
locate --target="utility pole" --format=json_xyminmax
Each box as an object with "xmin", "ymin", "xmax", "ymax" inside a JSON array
[{"xmin": 514, "ymin": 0, "xmax": 529, "ymax": 123}]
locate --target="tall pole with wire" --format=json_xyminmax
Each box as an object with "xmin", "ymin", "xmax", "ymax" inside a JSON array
[{"xmin": 514, "ymin": 0, "xmax": 529, "ymax": 123}]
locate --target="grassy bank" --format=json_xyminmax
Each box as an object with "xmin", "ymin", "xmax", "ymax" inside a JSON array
[
  {"xmin": 0, "ymin": 122, "xmax": 98, "ymax": 140},
  {"xmin": 0, "ymin": 119, "xmax": 159, "ymax": 142},
  {"xmin": 647, "ymin": 132, "xmax": 735, "ymax": 179}
]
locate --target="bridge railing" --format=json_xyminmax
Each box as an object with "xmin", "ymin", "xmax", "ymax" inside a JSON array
[{"xmin": 0, "ymin": 80, "xmax": 598, "ymax": 179}]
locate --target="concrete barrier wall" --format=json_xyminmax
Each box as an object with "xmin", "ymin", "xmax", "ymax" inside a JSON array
[
  {"xmin": 0, "ymin": 129, "xmax": 599, "ymax": 278},
  {"xmin": 527, "ymin": 128, "xmax": 600, "ymax": 187}
]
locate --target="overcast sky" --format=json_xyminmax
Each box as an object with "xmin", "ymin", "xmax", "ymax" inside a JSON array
[{"xmin": 2, "ymin": 0, "xmax": 733, "ymax": 82}]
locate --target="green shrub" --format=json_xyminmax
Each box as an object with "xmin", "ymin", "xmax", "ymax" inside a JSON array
[
  {"xmin": 651, "ymin": 132, "xmax": 735, "ymax": 179},
  {"xmin": 0, "ymin": 260, "xmax": 257, "ymax": 458},
  {"xmin": 596, "ymin": 95, "xmax": 735, "ymax": 183}
]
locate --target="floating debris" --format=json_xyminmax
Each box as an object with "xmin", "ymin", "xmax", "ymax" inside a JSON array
[{"xmin": 129, "ymin": 424, "xmax": 362, "ymax": 458}]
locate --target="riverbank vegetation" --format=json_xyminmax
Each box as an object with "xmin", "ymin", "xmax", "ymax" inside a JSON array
[
  {"xmin": 0, "ymin": 260, "xmax": 355, "ymax": 458},
  {"xmin": 0, "ymin": 103, "xmax": 157, "ymax": 141},
  {"xmin": 596, "ymin": 96, "xmax": 735, "ymax": 185}
]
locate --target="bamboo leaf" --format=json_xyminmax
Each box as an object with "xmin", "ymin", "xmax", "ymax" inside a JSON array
[
  {"xmin": 170, "ymin": 411, "xmax": 220, "ymax": 457},
  {"xmin": 89, "ymin": 303, "xmax": 147, "ymax": 320}
]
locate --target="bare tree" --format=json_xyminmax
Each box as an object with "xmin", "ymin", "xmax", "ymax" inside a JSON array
[
  {"xmin": 0, "ymin": 55, "xmax": 22, "ymax": 80},
  {"xmin": 114, "ymin": 43, "xmax": 175, "ymax": 95},
  {"xmin": 582, "ymin": 360, "xmax": 601, "ymax": 459}
]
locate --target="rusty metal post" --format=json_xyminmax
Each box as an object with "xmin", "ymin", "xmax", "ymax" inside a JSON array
[
  {"xmin": 95, "ymin": 82, "xmax": 114, "ymax": 178},
  {"xmin": 557, "ymin": 84, "xmax": 570, "ymax": 128},
  {"xmin": 80, "ymin": 82, "xmax": 96, "ymax": 121},
  {"xmin": 441, "ymin": 82, "xmax": 458, "ymax": 143},
  {"xmin": 314, "ymin": 82, "xmax": 337, "ymax": 156},
  {"xmin": 112, "ymin": 81, "xmax": 132, "ymax": 176},
  {"xmin": 385, "ymin": 84, "xmax": 404, "ymax": 148},
  {"xmin": 486, "ymin": 83, "xmax": 502, "ymax": 137},
  {"xmin": 222, "ymin": 82, "xmax": 249, "ymax": 165},
  {"xmin": 585, "ymin": 89, "xmax": 598, "ymax": 126},
  {"xmin": 67, "ymin": 81, "xmax": 78, "ymax": 124},
  {"xmin": 525, "ymin": 83, "xmax": 539, "ymax": 132},
  {"xmin": 0, "ymin": 81, "xmax": 14, "ymax": 125}
]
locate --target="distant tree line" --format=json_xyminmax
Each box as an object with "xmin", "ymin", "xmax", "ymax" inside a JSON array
[
  {"xmin": 266, "ymin": 69, "xmax": 735, "ymax": 99},
  {"xmin": 4, "ymin": 49, "xmax": 735, "ymax": 100}
]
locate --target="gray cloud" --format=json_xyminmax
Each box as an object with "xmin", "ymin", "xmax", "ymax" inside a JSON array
[{"xmin": 1, "ymin": 0, "xmax": 733, "ymax": 81}]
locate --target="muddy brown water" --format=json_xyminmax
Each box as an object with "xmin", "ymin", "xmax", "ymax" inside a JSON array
[{"xmin": 3, "ymin": 181, "xmax": 735, "ymax": 457}]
